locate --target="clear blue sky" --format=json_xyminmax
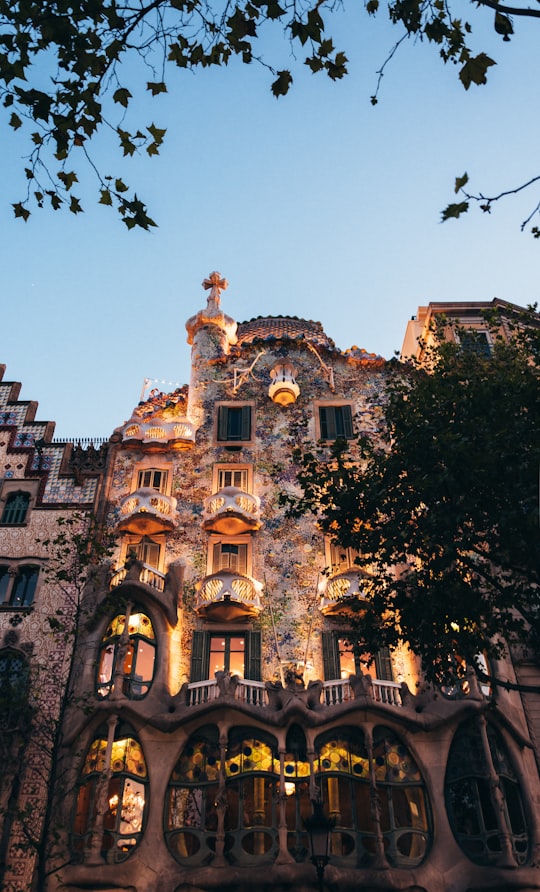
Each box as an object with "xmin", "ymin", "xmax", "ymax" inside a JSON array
[{"xmin": 1, "ymin": 6, "xmax": 539, "ymax": 439}]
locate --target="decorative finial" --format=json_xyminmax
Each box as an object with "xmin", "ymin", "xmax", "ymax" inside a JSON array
[{"xmin": 202, "ymin": 271, "xmax": 228, "ymax": 310}]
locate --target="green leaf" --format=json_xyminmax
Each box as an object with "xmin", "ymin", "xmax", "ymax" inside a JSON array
[
  {"xmin": 305, "ymin": 56, "xmax": 324, "ymax": 74},
  {"xmin": 117, "ymin": 127, "xmax": 136, "ymax": 156},
  {"xmin": 99, "ymin": 188, "xmax": 113, "ymax": 206},
  {"xmin": 57, "ymin": 170, "xmax": 78, "ymax": 190},
  {"xmin": 69, "ymin": 195, "xmax": 83, "ymax": 214},
  {"xmin": 146, "ymin": 81, "xmax": 168, "ymax": 96},
  {"xmin": 264, "ymin": 0, "xmax": 285, "ymax": 19},
  {"xmin": 441, "ymin": 201, "xmax": 469, "ymax": 222},
  {"xmin": 48, "ymin": 192, "xmax": 62, "ymax": 210},
  {"xmin": 114, "ymin": 178, "xmax": 129, "ymax": 193},
  {"xmin": 9, "ymin": 111, "xmax": 22, "ymax": 130},
  {"xmin": 112, "ymin": 87, "xmax": 132, "ymax": 108},
  {"xmin": 13, "ymin": 202, "xmax": 30, "ymax": 221},
  {"xmin": 454, "ymin": 172, "xmax": 468, "ymax": 193},
  {"xmin": 366, "ymin": 0, "xmax": 379, "ymax": 13},
  {"xmin": 147, "ymin": 123, "xmax": 166, "ymax": 143},
  {"xmin": 459, "ymin": 53, "xmax": 496, "ymax": 90},
  {"xmin": 271, "ymin": 70, "xmax": 292, "ymax": 97}
]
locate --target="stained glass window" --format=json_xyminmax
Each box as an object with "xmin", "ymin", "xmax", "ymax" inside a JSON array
[
  {"xmin": 96, "ymin": 610, "xmax": 155, "ymax": 699},
  {"xmin": 445, "ymin": 721, "xmax": 528, "ymax": 865},
  {"xmin": 72, "ymin": 722, "xmax": 147, "ymax": 863},
  {"xmin": 315, "ymin": 726, "xmax": 431, "ymax": 868}
]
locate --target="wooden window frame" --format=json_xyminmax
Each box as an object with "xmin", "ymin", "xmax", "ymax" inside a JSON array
[
  {"xmin": 314, "ymin": 402, "xmax": 354, "ymax": 442},
  {"xmin": 215, "ymin": 402, "xmax": 255, "ymax": 445},
  {"xmin": 208, "ymin": 535, "xmax": 252, "ymax": 576},
  {"xmin": 212, "ymin": 463, "xmax": 253, "ymax": 494},
  {"xmin": 190, "ymin": 629, "xmax": 262, "ymax": 682}
]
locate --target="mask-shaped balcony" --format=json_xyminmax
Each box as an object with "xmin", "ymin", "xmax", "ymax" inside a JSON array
[
  {"xmin": 201, "ymin": 486, "xmax": 262, "ymax": 535},
  {"xmin": 195, "ymin": 571, "xmax": 263, "ymax": 621},
  {"xmin": 319, "ymin": 569, "xmax": 373, "ymax": 616},
  {"xmin": 120, "ymin": 418, "xmax": 196, "ymax": 449},
  {"xmin": 116, "ymin": 488, "xmax": 178, "ymax": 535}
]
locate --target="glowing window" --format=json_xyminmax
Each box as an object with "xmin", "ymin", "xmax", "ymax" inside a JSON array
[
  {"xmin": 315, "ymin": 726, "xmax": 431, "ymax": 868},
  {"xmin": 96, "ymin": 610, "xmax": 155, "ymax": 699},
  {"xmin": 165, "ymin": 727, "xmax": 221, "ymax": 864},
  {"xmin": 72, "ymin": 722, "xmax": 147, "ymax": 863}
]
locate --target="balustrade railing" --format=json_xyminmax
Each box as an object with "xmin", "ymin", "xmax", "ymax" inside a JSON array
[
  {"xmin": 371, "ymin": 679, "xmax": 403, "ymax": 707},
  {"xmin": 322, "ymin": 678, "xmax": 353, "ymax": 705},
  {"xmin": 185, "ymin": 676, "xmax": 402, "ymax": 709},
  {"xmin": 110, "ymin": 562, "xmax": 166, "ymax": 593}
]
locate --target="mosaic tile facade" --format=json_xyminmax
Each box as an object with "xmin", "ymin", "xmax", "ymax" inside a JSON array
[
  {"xmin": 3, "ymin": 291, "xmax": 540, "ymax": 892},
  {"xmin": 49, "ymin": 283, "xmax": 540, "ymax": 892}
]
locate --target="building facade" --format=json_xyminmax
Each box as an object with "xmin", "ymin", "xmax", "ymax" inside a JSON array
[
  {"xmin": 2, "ymin": 281, "xmax": 540, "ymax": 892},
  {"xmin": 0, "ymin": 365, "xmax": 107, "ymax": 891}
]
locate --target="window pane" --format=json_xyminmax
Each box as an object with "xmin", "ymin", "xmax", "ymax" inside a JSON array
[
  {"xmin": 229, "ymin": 637, "xmax": 245, "ymax": 676},
  {"xmin": 209, "ymin": 638, "xmax": 226, "ymax": 675},
  {"xmin": 137, "ymin": 469, "xmax": 167, "ymax": 491},
  {"xmin": 338, "ymin": 640, "xmax": 356, "ymax": 678},
  {"xmin": 0, "ymin": 567, "xmax": 10, "ymax": 603},
  {"xmin": 1, "ymin": 492, "xmax": 30, "ymax": 525},
  {"xmin": 10, "ymin": 566, "xmax": 39, "ymax": 607},
  {"xmin": 218, "ymin": 468, "xmax": 249, "ymax": 490}
]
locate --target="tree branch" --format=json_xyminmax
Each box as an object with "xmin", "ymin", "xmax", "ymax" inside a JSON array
[{"xmin": 474, "ymin": 0, "xmax": 540, "ymax": 18}]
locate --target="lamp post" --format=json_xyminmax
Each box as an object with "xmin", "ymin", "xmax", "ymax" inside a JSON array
[{"xmin": 304, "ymin": 798, "xmax": 335, "ymax": 892}]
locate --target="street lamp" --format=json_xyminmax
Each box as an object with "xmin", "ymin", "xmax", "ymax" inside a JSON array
[{"xmin": 304, "ymin": 798, "xmax": 335, "ymax": 892}]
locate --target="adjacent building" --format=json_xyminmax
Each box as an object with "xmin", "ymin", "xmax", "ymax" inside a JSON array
[
  {"xmin": 0, "ymin": 366, "xmax": 107, "ymax": 891},
  {"xmin": 1, "ymin": 281, "xmax": 539, "ymax": 892}
]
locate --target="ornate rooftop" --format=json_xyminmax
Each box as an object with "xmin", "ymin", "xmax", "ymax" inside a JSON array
[{"xmin": 236, "ymin": 315, "xmax": 336, "ymax": 350}]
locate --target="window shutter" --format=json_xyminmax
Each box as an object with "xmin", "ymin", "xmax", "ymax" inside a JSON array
[
  {"xmin": 375, "ymin": 647, "xmax": 393, "ymax": 681},
  {"xmin": 240, "ymin": 405, "xmax": 251, "ymax": 441},
  {"xmin": 319, "ymin": 407, "xmax": 332, "ymax": 441},
  {"xmin": 321, "ymin": 632, "xmax": 340, "ymax": 680},
  {"xmin": 217, "ymin": 406, "xmax": 229, "ymax": 441},
  {"xmin": 341, "ymin": 405, "xmax": 353, "ymax": 438},
  {"xmin": 238, "ymin": 544, "xmax": 248, "ymax": 575},
  {"xmin": 190, "ymin": 631, "xmax": 210, "ymax": 682},
  {"xmin": 245, "ymin": 631, "xmax": 262, "ymax": 681}
]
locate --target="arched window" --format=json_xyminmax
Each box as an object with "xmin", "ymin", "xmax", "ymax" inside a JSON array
[
  {"xmin": 445, "ymin": 721, "xmax": 528, "ymax": 865},
  {"xmin": 315, "ymin": 725, "xmax": 431, "ymax": 868},
  {"xmin": 166, "ymin": 727, "xmax": 284, "ymax": 866},
  {"xmin": 1, "ymin": 492, "xmax": 30, "ymax": 525},
  {"xmin": 0, "ymin": 647, "xmax": 30, "ymax": 717},
  {"xmin": 372, "ymin": 726, "xmax": 431, "ymax": 866},
  {"xmin": 9, "ymin": 565, "xmax": 39, "ymax": 607},
  {"xmin": 165, "ymin": 726, "xmax": 221, "ymax": 865},
  {"xmin": 72, "ymin": 721, "xmax": 147, "ymax": 863},
  {"xmin": 224, "ymin": 728, "xmax": 279, "ymax": 863},
  {"xmin": 96, "ymin": 609, "xmax": 155, "ymax": 699}
]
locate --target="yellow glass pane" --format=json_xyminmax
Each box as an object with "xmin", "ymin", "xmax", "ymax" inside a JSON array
[{"xmin": 82, "ymin": 738, "xmax": 107, "ymax": 775}]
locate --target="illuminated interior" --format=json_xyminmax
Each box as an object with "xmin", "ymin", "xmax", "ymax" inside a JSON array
[
  {"xmin": 96, "ymin": 610, "xmax": 156, "ymax": 699},
  {"xmin": 72, "ymin": 723, "xmax": 147, "ymax": 863}
]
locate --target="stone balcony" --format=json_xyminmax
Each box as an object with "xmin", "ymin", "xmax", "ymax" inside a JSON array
[
  {"xmin": 319, "ymin": 568, "xmax": 373, "ymax": 616},
  {"xmin": 195, "ymin": 570, "xmax": 263, "ymax": 621},
  {"xmin": 201, "ymin": 486, "xmax": 262, "ymax": 534},
  {"xmin": 119, "ymin": 418, "xmax": 196, "ymax": 449},
  {"xmin": 110, "ymin": 561, "xmax": 166, "ymax": 593},
  {"xmin": 116, "ymin": 488, "xmax": 178, "ymax": 535},
  {"xmin": 184, "ymin": 676, "xmax": 403, "ymax": 709}
]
